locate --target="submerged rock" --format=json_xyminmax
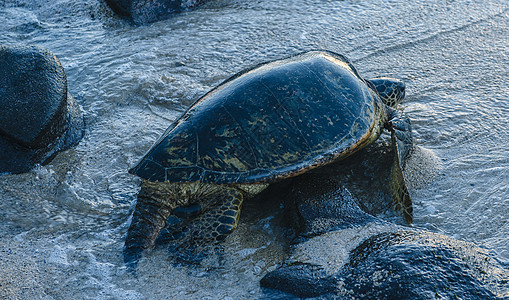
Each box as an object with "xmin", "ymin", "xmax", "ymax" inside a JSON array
[
  {"xmin": 105, "ymin": 0, "xmax": 207, "ymax": 24},
  {"xmin": 0, "ymin": 45, "xmax": 84, "ymax": 174}
]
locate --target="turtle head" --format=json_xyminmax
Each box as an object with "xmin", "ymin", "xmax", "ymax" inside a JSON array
[{"xmin": 368, "ymin": 77, "xmax": 405, "ymax": 107}]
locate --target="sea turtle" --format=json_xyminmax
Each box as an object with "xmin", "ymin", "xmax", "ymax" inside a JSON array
[{"xmin": 124, "ymin": 50, "xmax": 413, "ymax": 267}]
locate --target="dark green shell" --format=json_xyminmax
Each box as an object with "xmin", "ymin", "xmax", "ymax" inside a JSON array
[{"xmin": 130, "ymin": 50, "xmax": 383, "ymax": 184}]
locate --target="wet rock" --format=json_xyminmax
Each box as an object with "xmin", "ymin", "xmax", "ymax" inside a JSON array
[
  {"xmin": 336, "ymin": 230, "xmax": 508, "ymax": 299},
  {"xmin": 261, "ymin": 262, "xmax": 335, "ymax": 298},
  {"xmin": 105, "ymin": 0, "xmax": 206, "ymax": 24},
  {"xmin": 0, "ymin": 45, "xmax": 84, "ymax": 174}
]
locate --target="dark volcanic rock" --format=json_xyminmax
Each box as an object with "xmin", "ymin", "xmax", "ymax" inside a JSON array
[
  {"xmin": 261, "ymin": 262, "xmax": 335, "ymax": 298},
  {"xmin": 283, "ymin": 173, "xmax": 378, "ymax": 238},
  {"xmin": 105, "ymin": 0, "xmax": 206, "ymax": 24},
  {"xmin": 335, "ymin": 230, "xmax": 508, "ymax": 299},
  {"xmin": 0, "ymin": 45, "xmax": 84, "ymax": 174}
]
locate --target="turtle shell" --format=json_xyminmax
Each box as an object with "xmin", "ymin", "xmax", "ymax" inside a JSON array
[{"xmin": 130, "ymin": 50, "xmax": 382, "ymax": 184}]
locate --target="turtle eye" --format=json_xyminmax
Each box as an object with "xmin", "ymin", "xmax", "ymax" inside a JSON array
[{"xmin": 399, "ymin": 83, "xmax": 406, "ymax": 95}]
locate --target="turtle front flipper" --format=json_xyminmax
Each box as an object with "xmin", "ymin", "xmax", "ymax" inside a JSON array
[
  {"xmin": 385, "ymin": 108, "xmax": 413, "ymax": 224},
  {"xmin": 155, "ymin": 188, "xmax": 244, "ymax": 263},
  {"xmin": 190, "ymin": 188, "xmax": 244, "ymax": 242},
  {"xmin": 161, "ymin": 188, "xmax": 244, "ymax": 248}
]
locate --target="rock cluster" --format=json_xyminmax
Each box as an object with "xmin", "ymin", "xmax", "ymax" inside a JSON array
[{"xmin": 260, "ymin": 151, "xmax": 508, "ymax": 298}]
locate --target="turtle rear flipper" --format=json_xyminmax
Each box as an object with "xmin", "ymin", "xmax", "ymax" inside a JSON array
[{"xmin": 386, "ymin": 108, "xmax": 413, "ymax": 224}]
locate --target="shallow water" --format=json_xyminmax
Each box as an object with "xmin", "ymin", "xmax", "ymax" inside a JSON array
[{"xmin": 0, "ymin": 0, "xmax": 508, "ymax": 298}]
